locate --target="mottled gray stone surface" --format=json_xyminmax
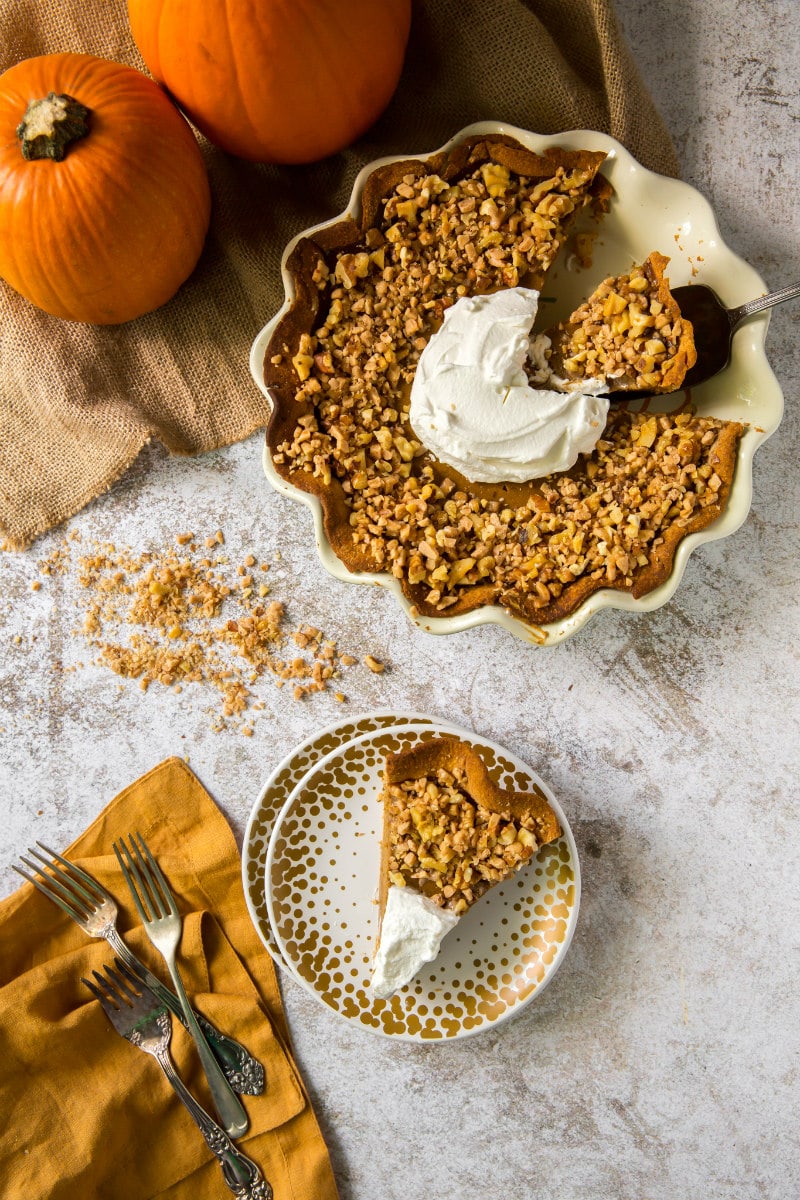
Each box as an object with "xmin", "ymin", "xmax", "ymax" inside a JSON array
[{"xmin": 1, "ymin": 3, "xmax": 798, "ymax": 1197}]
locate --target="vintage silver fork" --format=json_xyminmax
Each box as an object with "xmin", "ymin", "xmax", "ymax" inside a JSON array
[
  {"xmin": 13, "ymin": 843, "xmax": 265, "ymax": 1097},
  {"xmin": 113, "ymin": 833, "xmax": 249, "ymax": 1139},
  {"xmin": 84, "ymin": 961, "xmax": 272, "ymax": 1200}
]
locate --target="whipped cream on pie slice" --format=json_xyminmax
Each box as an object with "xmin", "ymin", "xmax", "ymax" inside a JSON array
[{"xmin": 371, "ymin": 886, "xmax": 459, "ymax": 999}]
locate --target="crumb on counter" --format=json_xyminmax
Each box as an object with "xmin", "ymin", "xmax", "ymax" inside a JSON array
[{"xmin": 34, "ymin": 529, "xmax": 384, "ymax": 732}]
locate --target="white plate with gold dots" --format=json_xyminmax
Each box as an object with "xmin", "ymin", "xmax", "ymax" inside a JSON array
[
  {"xmin": 242, "ymin": 711, "xmax": 436, "ymax": 967},
  {"xmin": 262, "ymin": 716, "xmax": 580, "ymax": 1042}
]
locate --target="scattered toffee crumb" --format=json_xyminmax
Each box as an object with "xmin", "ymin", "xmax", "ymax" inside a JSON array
[{"xmin": 33, "ymin": 530, "xmax": 388, "ymax": 731}]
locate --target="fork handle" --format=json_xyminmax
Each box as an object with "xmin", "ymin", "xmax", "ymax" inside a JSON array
[
  {"xmin": 729, "ymin": 281, "xmax": 800, "ymax": 326},
  {"xmin": 105, "ymin": 929, "xmax": 265, "ymax": 1096},
  {"xmin": 166, "ymin": 958, "xmax": 250, "ymax": 1138},
  {"xmin": 156, "ymin": 1048, "xmax": 272, "ymax": 1200}
]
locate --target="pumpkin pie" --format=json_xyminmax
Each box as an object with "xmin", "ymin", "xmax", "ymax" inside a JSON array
[
  {"xmin": 262, "ymin": 133, "xmax": 743, "ymax": 629},
  {"xmin": 371, "ymin": 737, "xmax": 561, "ymax": 997}
]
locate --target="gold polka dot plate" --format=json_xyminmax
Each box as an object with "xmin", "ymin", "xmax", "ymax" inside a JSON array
[
  {"xmin": 242, "ymin": 711, "xmax": 436, "ymax": 967},
  {"xmin": 261, "ymin": 715, "xmax": 580, "ymax": 1042}
]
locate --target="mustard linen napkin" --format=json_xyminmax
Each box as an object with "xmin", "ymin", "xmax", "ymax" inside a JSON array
[
  {"xmin": 0, "ymin": 757, "xmax": 340, "ymax": 1200},
  {"xmin": 0, "ymin": 0, "xmax": 678, "ymax": 549}
]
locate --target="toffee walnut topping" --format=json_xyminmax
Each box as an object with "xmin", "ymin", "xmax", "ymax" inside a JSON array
[
  {"xmin": 35, "ymin": 530, "xmax": 387, "ymax": 729},
  {"xmin": 264, "ymin": 135, "xmax": 744, "ymax": 628},
  {"xmin": 543, "ymin": 251, "xmax": 697, "ymax": 393},
  {"xmin": 378, "ymin": 737, "xmax": 561, "ymax": 919},
  {"xmin": 385, "ymin": 766, "xmax": 545, "ymax": 915}
]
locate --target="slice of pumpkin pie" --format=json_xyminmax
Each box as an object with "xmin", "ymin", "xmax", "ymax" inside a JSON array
[
  {"xmin": 371, "ymin": 737, "xmax": 561, "ymax": 998},
  {"xmin": 540, "ymin": 251, "xmax": 697, "ymax": 392}
]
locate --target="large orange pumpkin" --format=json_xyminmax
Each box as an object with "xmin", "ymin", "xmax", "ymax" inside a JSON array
[
  {"xmin": 0, "ymin": 53, "xmax": 211, "ymax": 324},
  {"xmin": 127, "ymin": 0, "xmax": 412, "ymax": 164}
]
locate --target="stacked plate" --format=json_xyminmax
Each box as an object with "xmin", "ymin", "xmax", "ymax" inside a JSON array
[{"xmin": 242, "ymin": 712, "xmax": 580, "ymax": 1042}]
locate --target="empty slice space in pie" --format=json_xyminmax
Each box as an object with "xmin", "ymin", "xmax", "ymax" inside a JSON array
[{"xmin": 371, "ymin": 736, "xmax": 561, "ymax": 998}]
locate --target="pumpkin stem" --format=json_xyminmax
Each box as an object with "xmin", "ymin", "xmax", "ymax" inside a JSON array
[{"xmin": 16, "ymin": 93, "xmax": 92, "ymax": 162}]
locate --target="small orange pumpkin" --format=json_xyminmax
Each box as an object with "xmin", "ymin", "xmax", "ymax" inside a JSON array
[
  {"xmin": 0, "ymin": 53, "xmax": 211, "ymax": 324},
  {"xmin": 127, "ymin": 0, "xmax": 412, "ymax": 164}
]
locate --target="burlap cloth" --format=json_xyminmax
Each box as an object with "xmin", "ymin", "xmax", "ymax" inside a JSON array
[{"xmin": 0, "ymin": 0, "xmax": 678, "ymax": 550}]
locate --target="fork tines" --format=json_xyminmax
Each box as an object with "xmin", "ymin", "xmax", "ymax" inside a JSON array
[
  {"xmin": 82, "ymin": 959, "xmax": 141, "ymax": 1011},
  {"xmin": 81, "ymin": 958, "xmax": 168, "ymax": 1042},
  {"xmin": 113, "ymin": 834, "xmax": 177, "ymax": 923},
  {"xmin": 13, "ymin": 841, "xmax": 107, "ymax": 921}
]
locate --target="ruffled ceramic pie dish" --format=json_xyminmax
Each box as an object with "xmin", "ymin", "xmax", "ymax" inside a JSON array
[{"xmin": 250, "ymin": 121, "xmax": 783, "ymax": 645}]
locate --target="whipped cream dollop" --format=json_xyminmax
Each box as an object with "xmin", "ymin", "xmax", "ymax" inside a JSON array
[
  {"xmin": 409, "ymin": 287, "xmax": 609, "ymax": 483},
  {"xmin": 371, "ymin": 886, "xmax": 460, "ymax": 999}
]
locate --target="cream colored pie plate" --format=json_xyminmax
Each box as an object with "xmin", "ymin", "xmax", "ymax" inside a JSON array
[
  {"xmin": 262, "ymin": 717, "xmax": 580, "ymax": 1042},
  {"xmin": 251, "ymin": 121, "xmax": 783, "ymax": 645}
]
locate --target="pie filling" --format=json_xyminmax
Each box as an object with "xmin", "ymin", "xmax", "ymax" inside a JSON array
[{"xmin": 264, "ymin": 135, "xmax": 743, "ymax": 628}]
